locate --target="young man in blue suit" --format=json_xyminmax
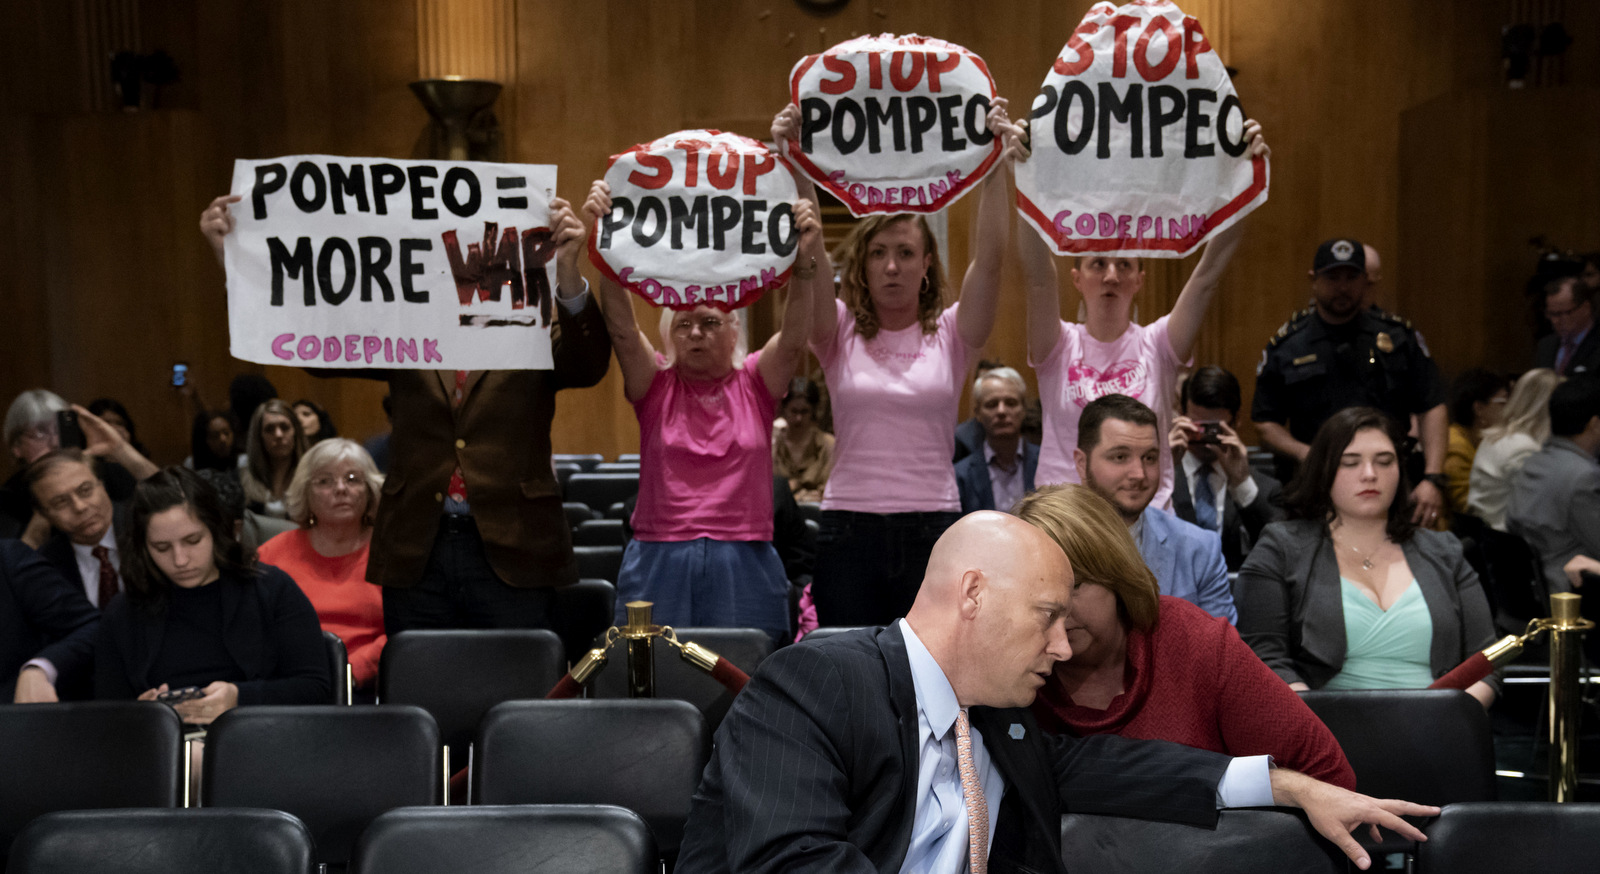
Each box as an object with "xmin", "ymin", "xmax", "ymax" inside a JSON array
[
  {"xmin": 1075, "ymin": 394, "xmax": 1236, "ymax": 622},
  {"xmin": 678, "ymin": 511, "xmax": 1434, "ymax": 873},
  {"xmin": 954, "ymin": 367, "xmax": 1039, "ymax": 514}
]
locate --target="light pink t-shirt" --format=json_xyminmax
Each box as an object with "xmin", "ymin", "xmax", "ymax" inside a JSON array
[
  {"xmin": 1032, "ymin": 315, "xmax": 1185, "ymax": 509},
  {"xmin": 631, "ymin": 351, "xmax": 777, "ymax": 541},
  {"xmin": 815, "ymin": 299, "xmax": 975, "ymax": 513}
]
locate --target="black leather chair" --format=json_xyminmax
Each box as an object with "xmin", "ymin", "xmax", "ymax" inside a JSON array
[
  {"xmin": 573, "ymin": 545, "xmax": 624, "ymax": 584},
  {"xmin": 474, "ymin": 699, "xmax": 707, "ymax": 857},
  {"xmin": 594, "ymin": 462, "xmax": 641, "ymax": 474},
  {"xmin": 351, "ymin": 804, "xmax": 658, "ymax": 874},
  {"xmin": 203, "ymin": 704, "xmax": 441, "ymax": 866},
  {"xmin": 797, "ymin": 626, "xmax": 870, "ymax": 642},
  {"xmin": 565, "ymin": 472, "xmax": 639, "ymax": 515},
  {"xmin": 1059, "ymin": 809, "xmax": 1347, "ymax": 873},
  {"xmin": 0, "ymin": 702, "xmax": 183, "ymax": 858},
  {"xmin": 553, "ymin": 454, "xmax": 604, "ymax": 472},
  {"xmin": 324, "ymin": 629, "xmax": 352, "ymax": 705},
  {"xmin": 1300, "ymin": 689, "xmax": 1496, "ymax": 859},
  {"xmin": 573, "ymin": 518, "xmax": 626, "ymax": 546},
  {"xmin": 1415, "ymin": 801, "xmax": 1600, "ymax": 873},
  {"xmin": 9, "ymin": 808, "xmax": 313, "ymax": 874},
  {"xmin": 562, "ymin": 500, "xmax": 597, "ymax": 528},
  {"xmin": 552, "ymin": 578, "xmax": 617, "ymax": 664},
  {"xmin": 587, "ymin": 627, "xmax": 772, "ymax": 734},
  {"xmin": 1298, "ymin": 689, "xmax": 1496, "ymax": 805},
  {"xmin": 378, "ymin": 629, "xmax": 566, "ymax": 776},
  {"xmin": 796, "ymin": 501, "xmax": 821, "ymax": 524}
]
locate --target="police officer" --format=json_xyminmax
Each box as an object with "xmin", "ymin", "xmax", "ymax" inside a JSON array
[{"xmin": 1252, "ymin": 238, "xmax": 1449, "ymax": 526}]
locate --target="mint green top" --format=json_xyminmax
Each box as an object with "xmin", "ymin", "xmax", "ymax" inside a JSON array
[{"xmin": 1321, "ymin": 578, "xmax": 1435, "ymax": 690}]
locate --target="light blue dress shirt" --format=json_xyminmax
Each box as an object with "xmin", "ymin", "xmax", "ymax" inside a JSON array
[{"xmin": 898, "ymin": 620, "xmax": 1274, "ymax": 874}]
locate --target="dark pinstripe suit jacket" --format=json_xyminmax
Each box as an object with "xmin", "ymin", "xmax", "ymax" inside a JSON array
[{"xmin": 677, "ymin": 625, "xmax": 1231, "ymax": 874}]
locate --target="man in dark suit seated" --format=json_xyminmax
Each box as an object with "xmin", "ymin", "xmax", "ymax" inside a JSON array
[
  {"xmin": 678, "ymin": 511, "xmax": 1435, "ymax": 873},
  {"xmin": 1170, "ymin": 366, "xmax": 1284, "ymax": 570},
  {"xmin": 954, "ymin": 367, "xmax": 1039, "ymax": 514},
  {"xmin": 951, "ymin": 359, "xmax": 1007, "ymax": 464},
  {"xmin": 4, "ymin": 539, "xmax": 100, "ymax": 702},
  {"xmin": 27, "ymin": 450, "xmax": 134, "ymax": 613},
  {"xmin": 1534, "ymin": 276, "xmax": 1600, "ymax": 377}
]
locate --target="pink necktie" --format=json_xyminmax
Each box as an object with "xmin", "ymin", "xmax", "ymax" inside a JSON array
[{"xmin": 955, "ymin": 708, "xmax": 989, "ymax": 874}]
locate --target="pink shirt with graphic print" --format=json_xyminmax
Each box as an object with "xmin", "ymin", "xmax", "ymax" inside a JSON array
[{"xmin": 1031, "ymin": 315, "xmax": 1187, "ymax": 509}]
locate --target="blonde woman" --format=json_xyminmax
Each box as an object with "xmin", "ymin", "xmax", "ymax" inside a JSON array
[
  {"xmin": 1467, "ymin": 368, "xmax": 1564, "ymax": 530},
  {"xmin": 240, "ymin": 398, "xmax": 307, "ymax": 519}
]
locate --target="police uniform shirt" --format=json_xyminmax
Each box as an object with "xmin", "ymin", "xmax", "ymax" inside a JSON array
[{"xmin": 1251, "ymin": 306, "xmax": 1446, "ymax": 446}]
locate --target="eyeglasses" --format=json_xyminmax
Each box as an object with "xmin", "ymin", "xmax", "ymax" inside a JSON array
[
  {"xmin": 311, "ymin": 472, "xmax": 362, "ymax": 491},
  {"xmin": 671, "ymin": 316, "xmax": 727, "ymax": 335}
]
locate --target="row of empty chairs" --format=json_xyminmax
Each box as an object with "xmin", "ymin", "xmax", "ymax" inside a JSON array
[
  {"xmin": 0, "ymin": 700, "xmax": 703, "ymax": 868},
  {"xmin": 11, "ymin": 804, "xmax": 657, "ymax": 874},
  {"xmin": 14, "ymin": 801, "xmax": 1600, "ymax": 873}
]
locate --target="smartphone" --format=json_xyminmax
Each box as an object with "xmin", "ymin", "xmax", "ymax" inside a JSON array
[
  {"xmin": 56, "ymin": 409, "xmax": 87, "ymax": 450},
  {"xmin": 172, "ymin": 362, "xmax": 188, "ymax": 388},
  {"xmin": 156, "ymin": 686, "xmax": 205, "ymax": 703},
  {"xmin": 1191, "ymin": 422, "xmax": 1224, "ymax": 445}
]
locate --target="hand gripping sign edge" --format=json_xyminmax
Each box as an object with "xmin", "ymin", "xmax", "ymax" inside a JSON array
[
  {"xmin": 587, "ymin": 130, "xmax": 798, "ymax": 313},
  {"xmin": 787, "ymin": 35, "xmax": 1005, "ymax": 217}
]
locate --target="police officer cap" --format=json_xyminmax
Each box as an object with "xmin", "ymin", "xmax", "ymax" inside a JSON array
[{"xmin": 1313, "ymin": 238, "xmax": 1366, "ymax": 275}]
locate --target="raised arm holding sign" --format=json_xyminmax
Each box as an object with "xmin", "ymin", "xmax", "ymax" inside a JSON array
[
  {"xmin": 1016, "ymin": 0, "xmax": 1269, "ymax": 512},
  {"xmin": 582, "ymin": 172, "xmax": 826, "ymax": 642},
  {"xmin": 772, "ymin": 97, "xmax": 1030, "ymax": 628},
  {"xmin": 199, "ymin": 181, "xmax": 611, "ymax": 635}
]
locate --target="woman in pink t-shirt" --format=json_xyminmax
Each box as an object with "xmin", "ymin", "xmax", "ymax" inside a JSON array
[
  {"xmin": 582, "ymin": 180, "xmax": 826, "ymax": 642},
  {"xmin": 1019, "ymin": 121, "xmax": 1270, "ymax": 510},
  {"xmin": 772, "ymin": 101, "xmax": 1026, "ymax": 627}
]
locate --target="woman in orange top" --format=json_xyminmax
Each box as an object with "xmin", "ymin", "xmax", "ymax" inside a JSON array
[{"xmin": 257, "ymin": 438, "xmax": 386, "ymax": 693}]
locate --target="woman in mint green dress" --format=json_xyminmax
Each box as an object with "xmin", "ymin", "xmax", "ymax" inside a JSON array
[{"xmin": 1236, "ymin": 407, "xmax": 1499, "ymax": 709}]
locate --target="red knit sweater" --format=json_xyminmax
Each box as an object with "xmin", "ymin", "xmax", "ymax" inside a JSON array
[
  {"xmin": 1033, "ymin": 596, "xmax": 1356, "ymax": 790},
  {"xmin": 257, "ymin": 528, "xmax": 386, "ymax": 688}
]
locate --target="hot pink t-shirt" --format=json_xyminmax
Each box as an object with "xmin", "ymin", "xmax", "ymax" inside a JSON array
[
  {"xmin": 814, "ymin": 300, "xmax": 975, "ymax": 513},
  {"xmin": 631, "ymin": 351, "xmax": 777, "ymax": 541},
  {"xmin": 1032, "ymin": 316, "xmax": 1185, "ymax": 509}
]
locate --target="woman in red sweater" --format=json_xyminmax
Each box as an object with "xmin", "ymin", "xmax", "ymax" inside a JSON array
[
  {"xmin": 1015, "ymin": 484, "xmax": 1355, "ymax": 789},
  {"xmin": 257, "ymin": 438, "xmax": 386, "ymax": 694}
]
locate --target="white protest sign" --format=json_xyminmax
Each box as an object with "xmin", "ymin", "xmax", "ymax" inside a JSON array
[
  {"xmin": 225, "ymin": 156, "xmax": 558, "ymax": 369},
  {"xmin": 589, "ymin": 130, "xmax": 799, "ymax": 312},
  {"xmin": 788, "ymin": 34, "xmax": 1001, "ymax": 216},
  {"xmin": 1015, "ymin": 1, "xmax": 1268, "ymax": 257}
]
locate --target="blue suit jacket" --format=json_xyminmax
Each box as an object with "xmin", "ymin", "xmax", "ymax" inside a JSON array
[
  {"xmin": 954, "ymin": 441, "xmax": 1040, "ymax": 514},
  {"xmin": 1136, "ymin": 507, "xmax": 1237, "ymax": 624}
]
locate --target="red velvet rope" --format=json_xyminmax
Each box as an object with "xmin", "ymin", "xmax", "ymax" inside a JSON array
[
  {"xmin": 546, "ymin": 673, "xmax": 584, "ymax": 699},
  {"xmin": 1428, "ymin": 651, "xmax": 1494, "ymax": 691},
  {"xmin": 710, "ymin": 657, "xmax": 750, "ymax": 694}
]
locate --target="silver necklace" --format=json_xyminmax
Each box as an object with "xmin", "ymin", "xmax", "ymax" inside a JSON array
[{"xmin": 1332, "ymin": 532, "xmax": 1383, "ymax": 571}]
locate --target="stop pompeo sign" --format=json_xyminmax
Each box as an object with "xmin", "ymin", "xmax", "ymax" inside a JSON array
[
  {"xmin": 1015, "ymin": 0, "xmax": 1268, "ymax": 257},
  {"xmin": 788, "ymin": 34, "xmax": 1002, "ymax": 217}
]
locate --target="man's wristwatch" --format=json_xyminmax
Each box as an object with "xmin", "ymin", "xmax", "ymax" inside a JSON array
[{"xmin": 1422, "ymin": 473, "xmax": 1448, "ymax": 492}]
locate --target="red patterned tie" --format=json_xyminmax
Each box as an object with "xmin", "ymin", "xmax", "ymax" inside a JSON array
[
  {"xmin": 90, "ymin": 545, "xmax": 118, "ymax": 610},
  {"xmin": 446, "ymin": 370, "xmax": 469, "ymax": 504},
  {"xmin": 955, "ymin": 708, "xmax": 989, "ymax": 874}
]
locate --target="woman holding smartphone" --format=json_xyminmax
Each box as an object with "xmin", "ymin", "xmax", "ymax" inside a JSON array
[{"xmin": 95, "ymin": 466, "xmax": 330, "ymax": 722}]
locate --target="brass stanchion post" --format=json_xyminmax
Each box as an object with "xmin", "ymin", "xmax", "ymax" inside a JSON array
[
  {"xmin": 1547, "ymin": 592, "xmax": 1593, "ymax": 802},
  {"xmin": 622, "ymin": 601, "xmax": 658, "ymax": 699}
]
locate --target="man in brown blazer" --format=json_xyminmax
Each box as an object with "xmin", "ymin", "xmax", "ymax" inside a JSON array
[{"xmin": 202, "ymin": 194, "xmax": 611, "ymax": 633}]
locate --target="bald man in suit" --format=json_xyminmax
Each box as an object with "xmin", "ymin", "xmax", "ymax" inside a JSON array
[{"xmin": 678, "ymin": 512, "xmax": 1435, "ymax": 873}]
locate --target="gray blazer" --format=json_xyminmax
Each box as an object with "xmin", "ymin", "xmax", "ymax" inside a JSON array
[
  {"xmin": 1506, "ymin": 437, "xmax": 1600, "ymax": 594},
  {"xmin": 1236, "ymin": 520, "xmax": 1501, "ymax": 696}
]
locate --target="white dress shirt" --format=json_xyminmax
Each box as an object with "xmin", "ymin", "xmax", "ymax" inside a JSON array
[
  {"xmin": 70, "ymin": 526, "xmax": 119, "ymax": 608},
  {"xmin": 897, "ymin": 620, "xmax": 1273, "ymax": 874},
  {"xmin": 1180, "ymin": 452, "xmax": 1259, "ymax": 527}
]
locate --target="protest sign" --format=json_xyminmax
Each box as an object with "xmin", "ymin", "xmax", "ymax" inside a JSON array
[
  {"xmin": 225, "ymin": 156, "xmax": 559, "ymax": 369},
  {"xmin": 1015, "ymin": 1, "xmax": 1268, "ymax": 257},
  {"xmin": 788, "ymin": 34, "xmax": 1001, "ymax": 216},
  {"xmin": 588, "ymin": 130, "xmax": 799, "ymax": 312}
]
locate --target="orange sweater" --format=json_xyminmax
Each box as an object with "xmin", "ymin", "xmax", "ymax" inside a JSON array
[{"xmin": 257, "ymin": 528, "xmax": 386, "ymax": 688}]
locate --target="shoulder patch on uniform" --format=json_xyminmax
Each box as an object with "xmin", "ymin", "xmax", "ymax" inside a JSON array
[{"xmin": 1268, "ymin": 307, "xmax": 1314, "ymax": 347}]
